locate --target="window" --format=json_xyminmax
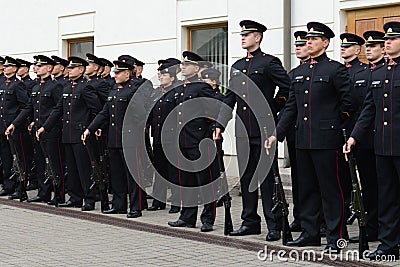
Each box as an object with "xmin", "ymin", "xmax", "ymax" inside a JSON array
[
  {"xmin": 67, "ymin": 37, "xmax": 94, "ymax": 58},
  {"xmin": 188, "ymin": 23, "xmax": 228, "ymax": 84}
]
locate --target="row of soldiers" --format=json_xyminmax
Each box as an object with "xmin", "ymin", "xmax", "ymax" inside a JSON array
[
  {"xmin": 264, "ymin": 20, "xmax": 400, "ymax": 260},
  {"xmin": 1, "ymin": 18, "xmax": 400, "ymax": 260},
  {"xmin": 0, "ymin": 49, "xmax": 224, "ymax": 227}
]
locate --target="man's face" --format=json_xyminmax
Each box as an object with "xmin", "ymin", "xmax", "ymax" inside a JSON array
[
  {"xmin": 365, "ymin": 43, "xmax": 385, "ymax": 62},
  {"xmin": 385, "ymin": 37, "xmax": 400, "ymax": 57},
  {"xmin": 17, "ymin": 66, "xmax": 29, "ymax": 77},
  {"xmin": 97, "ymin": 66, "xmax": 104, "ymax": 76},
  {"xmin": 33, "ymin": 65, "xmax": 38, "ymax": 74},
  {"xmin": 307, "ymin": 36, "xmax": 329, "ymax": 57},
  {"xmin": 295, "ymin": 44, "xmax": 309, "ymax": 60},
  {"xmin": 241, "ymin": 32, "xmax": 259, "ymax": 50},
  {"xmin": 63, "ymin": 67, "xmax": 69, "ymax": 76},
  {"xmin": 4, "ymin": 65, "xmax": 17, "ymax": 76},
  {"xmin": 181, "ymin": 63, "xmax": 198, "ymax": 78},
  {"xmin": 114, "ymin": 70, "xmax": 130, "ymax": 84},
  {"xmin": 52, "ymin": 64, "xmax": 63, "ymax": 76},
  {"xmin": 103, "ymin": 66, "xmax": 111, "ymax": 76},
  {"xmin": 158, "ymin": 72, "xmax": 174, "ymax": 86},
  {"xmin": 68, "ymin": 66, "xmax": 84, "ymax": 80},
  {"xmin": 36, "ymin": 65, "xmax": 52, "ymax": 77},
  {"xmin": 341, "ymin": 45, "xmax": 360, "ymax": 60},
  {"xmin": 136, "ymin": 66, "xmax": 143, "ymax": 76},
  {"xmin": 85, "ymin": 62, "xmax": 98, "ymax": 76},
  {"xmin": 0, "ymin": 64, "xmax": 4, "ymax": 74}
]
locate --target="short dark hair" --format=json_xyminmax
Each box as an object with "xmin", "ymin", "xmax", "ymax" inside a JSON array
[{"xmin": 254, "ymin": 32, "xmax": 264, "ymax": 43}]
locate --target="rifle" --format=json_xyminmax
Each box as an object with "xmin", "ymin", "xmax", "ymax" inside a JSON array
[
  {"xmin": 39, "ymin": 140, "xmax": 60, "ymax": 207},
  {"xmin": 343, "ymin": 129, "xmax": 369, "ymax": 256},
  {"xmin": 215, "ymin": 137, "xmax": 234, "ymax": 236},
  {"xmin": 263, "ymin": 127, "xmax": 293, "ymax": 245},
  {"xmin": 84, "ymin": 135, "xmax": 110, "ymax": 212},
  {"xmin": 8, "ymin": 135, "xmax": 28, "ymax": 202}
]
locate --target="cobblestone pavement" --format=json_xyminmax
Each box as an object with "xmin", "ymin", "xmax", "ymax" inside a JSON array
[
  {"xmin": 0, "ymin": 165, "xmax": 397, "ymax": 266},
  {"xmin": 0, "ymin": 204, "xmax": 324, "ymax": 267}
]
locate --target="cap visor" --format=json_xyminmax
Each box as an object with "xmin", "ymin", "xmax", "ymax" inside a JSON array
[
  {"xmin": 295, "ymin": 41, "xmax": 307, "ymax": 46},
  {"xmin": 240, "ymin": 30, "xmax": 254, "ymax": 35},
  {"xmin": 305, "ymin": 33, "xmax": 324, "ymax": 38},
  {"xmin": 384, "ymin": 34, "xmax": 400, "ymax": 39}
]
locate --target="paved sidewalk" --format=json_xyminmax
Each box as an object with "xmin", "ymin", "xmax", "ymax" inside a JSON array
[
  {"xmin": 0, "ymin": 164, "xmax": 397, "ymax": 266},
  {"xmin": 0, "ymin": 204, "xmax": 322, "ymax": 267}
]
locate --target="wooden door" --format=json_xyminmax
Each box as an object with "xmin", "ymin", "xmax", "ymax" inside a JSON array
[{"xmin": 347, "ymin": 6, "xmax": 400, "ymax": 62}]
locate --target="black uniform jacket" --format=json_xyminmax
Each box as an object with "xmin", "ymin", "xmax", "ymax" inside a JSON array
[
  {"xmin": 352, "ymin": 56, "xmax": 400, "ymax": 156},
  {"xmin": 218, "ymin": 47, "xmax": 290, "ymax": 138},
  {"xmin": 174, "ymin": 75, "xmax": 222, "ymax": 148},
  {"xmin": 14, "ymin": 75, "xmax": 63, "ymax": 138},
  {"xmin": 277, "ymin": 53, "xmax": 356, "ymax": 149},
  {"xmin": 0, "ymin": 75, "xmax": 29, "ymax": 134},
  {"xmin": 88, "ymin": 80, "xmax": 137, "ymax": 149},
  {"xmin": 43, "ymin": 75, "xmax": 102, "ymax": 144}
]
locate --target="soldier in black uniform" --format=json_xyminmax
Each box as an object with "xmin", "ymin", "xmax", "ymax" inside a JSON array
[
  {"xmin": 7, "ymin": 55, "xmax": 65, "ymax": 204},
  {"xmin": 266, "ymin": 22, "xmax": 356, "ymax": 252},
  {"xmin": 339, "ymin": 33, "xmax": 367, "ymax": 223},
  {"xmin": 37, "ymin": 56, "xmax": 102, "ymax": 211},
  {"xmin": 82, "ymin": 60, "xmax": 147, "ymax": 218},
  {"xmin": 346, "ymin": 31, "xmax": 385, "ymax": 245},
  {"xmin": 167, "ymin": 51, "xmax": 223, "ymax": 232},
  {"xmin": 344, "ymin": 22, "xmax": 400, "ymax": 260},
  {"xmin": 117, "ymin": 55, "xmax": 154, "ymax": 190},
  {"xmin": 340, "ymin": 33, "xmax": 367, "ymax": 78},
  {"xmin": 134, "ymin": 58, "xmax": 147, "ymax": 81},
  {"xmin": 99, "ymin": 58, "xmax": 115, "ymax": 89},
  {"xmin": 16, "ymin": 59, "xmax": 36, "ymax": 96},
  {"xmin": 147, "ymin": 59, "xmax": 181, "ymax": 213},
  {"xmin": 0, "ymin": 56, "xmax": 5, "ymax": 187},
  {"xmin": 15, "ymin": 58, "xmax": 37, "ymax": 191},
  {"xmin": 0, "ymin": 57, "xmax": 30, "ymax": 199},
  {"xmin": 51, "ymin": 56, "xmax": 70, "ymax": 87},
  {"xmin": 283, "ymin": 31, "xmax": 310, "ymax": 233},
  {"xmin": 214, "ymin": 20, "xmax": 290, "ymax": 241},
  {"xmin": 200, "ymin": 67, "xmax": 226, "ymax": 208},
  {"xmin": 85, "ymin": 53, "xmax": 110, "ymax": 104},
  {"xmin": 0, "ymin": 56, "xmax": 5, "ymax": 84}
]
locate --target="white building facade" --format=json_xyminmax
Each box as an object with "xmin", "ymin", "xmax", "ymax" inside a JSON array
[{"xmin": 1, "ymin": 0, "xmax": 399, "ymax": 176}]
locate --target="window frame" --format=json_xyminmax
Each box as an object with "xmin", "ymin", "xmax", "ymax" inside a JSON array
[
  {"xmin": 67, "ymin": 36, "xmax": 94, "ymax": 57},
  {"xmin": 187, "ymin": 22, "xmax": 228, "ymax": 51}
]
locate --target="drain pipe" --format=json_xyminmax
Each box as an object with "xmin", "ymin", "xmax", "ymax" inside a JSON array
[
  {"xmin": 282, "ymin": 0, "xmax": 291, "ymax": 167},
  {"xmin": 283, "ymin": 0, "xmax": 291, "ymax": 71}
]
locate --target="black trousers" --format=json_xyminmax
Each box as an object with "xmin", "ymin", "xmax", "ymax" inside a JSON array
[
  {"xmin": 64, "ymin": 143, "xmax": 93, "ymax": 205},
  {"xmin": 151, "ymin": 144, "xmax": 180, "ymax": 208},
  {"xmin": 178, "ymin": 146, "xmax": 217, "ymax": 226},
  {"xmin": 236, "ymin": 137, "xmax": 278, "ymax": 231},
  {"xmin": 34, "ymin": 137, "xmax": 65, "ymax": 202},
  {"xmin": 0, "ymin": 133, "xmax": 29, "ymax": 193},
  {"xmin": 23, "ymin": 132, "xmax": 35, "ymax": 186},
  {"xmin": 375, "ymin": 155, "xmax": 400, "ymax": 250},
  {"xmin": 287, "ymin": 139, "xmax": 300, "ymax": 223},
  {"xmin": 109, "ymin": 148, "xmax": 147, "ymax": 211},
  {"xmin": 296, "ymin": 149, "xmax": 348, "ymax": 244},
  {"xmin": 355, "ymin": 148, "xmax": 378, "ymax": 239}
]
